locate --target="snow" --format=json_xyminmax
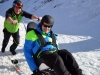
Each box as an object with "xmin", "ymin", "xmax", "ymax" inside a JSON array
[{"xmin": 0, "ymin": 0, "xmax": 100, "ymax": 75}]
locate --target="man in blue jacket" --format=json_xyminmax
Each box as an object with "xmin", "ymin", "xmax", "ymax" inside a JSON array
[{"xmin": 24, "ymin": 15, "xmax": 83, "ymax": 75}]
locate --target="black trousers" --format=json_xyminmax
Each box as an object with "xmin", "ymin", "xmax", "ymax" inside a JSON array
[
  {"xmin": 40, "ymin": 49, "xmax": 82, "ymax": 75},
  {"xmin": 1, "ymin": 28, "xmax": 20, "ymax": 52}
]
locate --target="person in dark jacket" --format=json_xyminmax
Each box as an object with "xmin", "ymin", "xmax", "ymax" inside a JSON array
[
  {"xmin": 1, "ymin": 0, "xmax": 41, "ymax": 55},
  {"xmin": 24, "ymin": 15, "xmax": 83, "ymax": 75}
]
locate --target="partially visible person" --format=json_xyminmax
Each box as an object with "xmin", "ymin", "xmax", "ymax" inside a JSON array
[
  {"xmin": 1, "ymin": 0, "xmax": 41, "ymax": 55},
  {"xmin": 24, "ymin": 15, "xmax": 84, "ymax": 75}
]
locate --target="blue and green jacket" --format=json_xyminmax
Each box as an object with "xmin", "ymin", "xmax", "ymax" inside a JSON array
[{"xmin": 24, "ymin": 23, "xmax": 59, "ymax": 71}]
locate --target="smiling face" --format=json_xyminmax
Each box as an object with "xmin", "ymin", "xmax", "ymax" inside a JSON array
[
  {"xmin": 41, "ymin": 22, "xmax": 52, "ymax": 33},
  {"xmin": 14, "ymin": 7, "xmax": 22, "ymax": 14},
  {"xmin": 13, "ymin": 3, "xmax": 23, "ymax": 14}
]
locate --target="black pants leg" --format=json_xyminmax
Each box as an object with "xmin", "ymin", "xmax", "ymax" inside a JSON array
[
  {"xmin": 40, "ymin": 51, "xmax": 71, "ymax": 75},
  {"xmin": 57, "ymin": 49, "xmax": 82, "ymax": 75},
  {"xmin": 10, "ymin": 30, "xmax": 20, "ymax": 52},
  {"xmin": 1, "ymin": 29, "xmax": 11, "ymax": 52}
]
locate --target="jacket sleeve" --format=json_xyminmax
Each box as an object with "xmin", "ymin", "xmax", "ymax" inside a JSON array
[
  {"xmin": 6, "ymin": 8, "xmax": 13, "ymax": 19},
  {"xmin": 24, "ymin": 39, "xmax": 38, "ymax": 71},
  {"xmin": 22, "ymin": 10, "xmax": 32, "ymax": 19}
]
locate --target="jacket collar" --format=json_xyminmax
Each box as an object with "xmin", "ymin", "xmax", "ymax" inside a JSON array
[{"xmin": 36, "ymin": 23, "xmax": 51, "ymax": 36}]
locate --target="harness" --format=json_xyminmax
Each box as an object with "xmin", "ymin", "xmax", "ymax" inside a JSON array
[{"xmin": 33, "ymin": 29, "xmax": 58, "ymax": 58}]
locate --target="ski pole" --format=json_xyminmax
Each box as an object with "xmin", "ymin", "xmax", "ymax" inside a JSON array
[{"xmin": 22, "ymin": 21, "xmax": 27, "ymax": 31}]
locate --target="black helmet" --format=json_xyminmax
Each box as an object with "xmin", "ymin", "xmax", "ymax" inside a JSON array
[
  {"xmin": 13, "ymin": 0, "xmax": 23, "ymax": 7},
  {"xmin": 41, "ymin": 15, "xmax": 54, "ymax": 26}
]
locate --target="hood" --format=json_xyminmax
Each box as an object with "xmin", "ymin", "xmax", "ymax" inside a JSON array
[{"xmin": 36, "ymin": 23, "xmax": 51, "ymax": 36}]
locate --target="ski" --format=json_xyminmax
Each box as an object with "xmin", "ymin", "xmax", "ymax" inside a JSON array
[
  {"xmin": 11, "ymin": 59, "xmax": 25, "ymax": 75},
  {"xmin": 5, "ymin": 53, "xmax": 26, "ymax": 75}
]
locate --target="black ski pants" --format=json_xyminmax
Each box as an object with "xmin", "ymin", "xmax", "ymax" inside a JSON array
[
  {"xmin": 40, "ymin": 49, "xmax": 82, "ymax": 75},
  {"xmin": 2, "ymin": 28, "xmax": 20, "ymax": 52}
]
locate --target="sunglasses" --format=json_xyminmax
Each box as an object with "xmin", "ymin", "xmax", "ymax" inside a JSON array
[
  {"xmin": 43, "ymin": 24, "xmax": 52, "ymax": 28},
  {"xmin": 15, "ymin": 7, "xmax": 22, "ymax": 9},
  {"xmin": 15, "ymin": 3, "xmax": 23, "ymax": 8}
]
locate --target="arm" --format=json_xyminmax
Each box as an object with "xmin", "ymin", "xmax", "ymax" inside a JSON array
[
  {"xmin": 22, "ymin": 10, "xmax": 42, "ymax": 21},
  {"xmin": 31, "ymin": 15, "xmax": 42, "ymax": 21},
  {"xmin": 6, "ymin": 8, "xmax": 18, "ymax": 24},
  {"xmin": 6, "ymin": 17, "xmax": 18, "ymax": 24},
  {"xmin": 6, "ymin": 17, "xmax": 14, "ymax": 23},
  {"xmin": 23, "ymin": 30, "xmax": 39, "ymax": 72},
  {"xmin": 24, "ymin": 40, "xmax": 38, "ymax": 71}
]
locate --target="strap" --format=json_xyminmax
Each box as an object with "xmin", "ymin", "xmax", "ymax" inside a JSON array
[
  {"xmin": 34, "ymin": 29, "xmax": 57, "ymax": 58},
  {"xmin": 50, "ymin": 31, "xmax": 58, "ymax": 49},
  {"xmin": 34, "ymin": 29, "xmax": 46, "ymax": 45},
  {"xmin": 34, "ymin": 29, "xmax": 46, "ymax": 57}
]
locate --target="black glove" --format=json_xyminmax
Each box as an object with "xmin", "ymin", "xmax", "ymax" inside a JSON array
[{"xmin": 31, "ymin": 69, "xmax": 42, "ymax": 75}]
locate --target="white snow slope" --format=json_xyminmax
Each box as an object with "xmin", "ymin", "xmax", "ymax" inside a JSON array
[{"xmin": 0, "ymin": 0, "xmax": 100, "ymax": 75}]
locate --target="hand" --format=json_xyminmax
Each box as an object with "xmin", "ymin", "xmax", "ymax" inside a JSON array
[
  {"xmin": 12, "ymin": 20, "xmax": 18, "ymax": 25},
  {"xmin": 38, "ymin": 17, "xmax": 42, "ymax": 21}
]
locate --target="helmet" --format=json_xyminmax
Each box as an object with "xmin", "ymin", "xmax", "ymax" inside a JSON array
[
  {"xmin": 13, "ymin": 0, "xmax": 23, "ymax": 7},
  {"xmin": 41, "ymin": 15, "xmax": 54, "ymax": 26}
]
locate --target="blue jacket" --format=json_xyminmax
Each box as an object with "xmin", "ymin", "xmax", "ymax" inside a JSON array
[{"xmin": 23, "ymin": 23, "xmax": 58, "ymax": 71}]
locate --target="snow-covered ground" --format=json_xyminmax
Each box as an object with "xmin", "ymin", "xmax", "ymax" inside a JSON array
[{"xmin": 0, "ymin": 0, "xmax": 100, "ymax": 75}]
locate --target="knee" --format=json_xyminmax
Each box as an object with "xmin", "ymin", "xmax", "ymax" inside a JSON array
[
  {"xmin": 13, "ymin": 39, "xmax": 20, "ymax": 45},
  {"xmin": 13, "ymin": 42, "xmax": 19, "ymax": 46},
  {"xmin": 53, "ymin": 54, "xmax": 62, "ymax": 62},
  {"xmin": 61, "ymin": 49, "xmax": 71, "ymax": 54}
]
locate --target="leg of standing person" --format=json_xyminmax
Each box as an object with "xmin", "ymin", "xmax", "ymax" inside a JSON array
[
  {"xmin": 57, "ymin": 49, "xmax": 82, "ymax": 75},
  {"xmin": 1, "ymin": 29, "xmax": 11, "ymax": 52},
  {"xmin": 40, "ymin": 51, "xmax": 72, "ymax": 75},
  {"xmin": 10, "ymin": 30, "xmax": 20, "ymax": 55}
]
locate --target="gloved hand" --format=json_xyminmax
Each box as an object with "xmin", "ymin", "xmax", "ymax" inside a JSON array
[{"xmin": 31, "ymin": 69, "xmax": 42, "ymax": 75}]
